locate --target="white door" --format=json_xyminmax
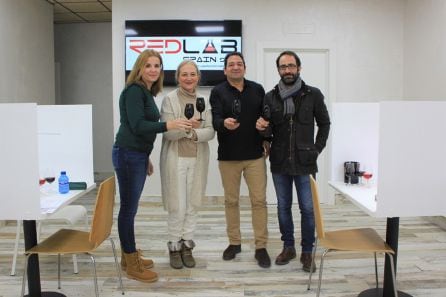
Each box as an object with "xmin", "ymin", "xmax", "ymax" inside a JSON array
[{"xmin": 258, "ymin": 47, "xmax": 332, "ymax": 204}]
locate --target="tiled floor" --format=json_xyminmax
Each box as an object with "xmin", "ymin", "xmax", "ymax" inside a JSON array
[{"xmin": 1, "ymin": 188, "xmax": 445, "ymax": 297}]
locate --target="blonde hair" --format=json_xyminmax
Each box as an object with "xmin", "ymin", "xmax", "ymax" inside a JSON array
[
  {"xmin": 175, "ymin": 60, "xmax": 201, "ymax": 85},
  {"xmin": 126, "ymin": 49, "xmax": 164, "ymax": 96}
]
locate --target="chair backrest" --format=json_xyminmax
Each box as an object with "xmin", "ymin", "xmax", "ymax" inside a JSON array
[
  {"xmin": 89, "ymin": 176, "xmax": 116, "ymax": 248},
  {"xmin": 310, "ymin": 176, "xmax": 325, "ymax": 239}
]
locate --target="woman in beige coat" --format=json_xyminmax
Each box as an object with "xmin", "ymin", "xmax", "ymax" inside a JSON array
[{"xmin": 160, "ymin": 60, "xmax": 215, "ymax": 269}]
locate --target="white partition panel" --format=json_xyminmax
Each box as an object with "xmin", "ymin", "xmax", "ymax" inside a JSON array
[
  {"xmin": 331, "ymin": 103, "xmax": 380, "ymax": 183},
  {"xmin": 37, "ymin": 105, "xmax": 94, "ymax": 186},
  {"xmin": 0, "ymin": 104, "xmax": 94, "ymax": 220},
  {"xmin": 331, "ymin": 101, "xmax": 446, "ymax": 218},
  {"xmin": 377, "ymin": 101, "xmax": 446, "ymax": 217},
  {"xmin": 0, "ymin": 103, "xmax": 40, "ymax": 219}
]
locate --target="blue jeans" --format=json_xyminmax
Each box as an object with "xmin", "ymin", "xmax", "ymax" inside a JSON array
[
  {"xmin": 272, "ymin": 174, "xmax": 315, "ymax": 253},
  {"xmin": 112, "ymin": 145, "xmax": 148, "ymax": 253}
]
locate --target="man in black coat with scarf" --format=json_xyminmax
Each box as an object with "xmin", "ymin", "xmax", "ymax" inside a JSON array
[{"xmin": 256, "ymin": 50, "xmax": 330, "ymax": 272}]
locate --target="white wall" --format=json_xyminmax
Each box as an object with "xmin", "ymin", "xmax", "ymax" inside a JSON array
[
  {"xmin": 113, "ymin": 0, "xmax": 405, "ymax": 104},
  {"xmin": 54, "ymin": 23, "xmax": 114, "ymax": 174},
  {"xmin": 0, "ymin": 0, "xmax": 54, "ymax": 104},
  {"xmin": 403, "ymin": 0, "xmax": 446, "ymax": 100},
  {"xmin": 113, "ymin": 0, "xmax": 406, "ymax": 197}
]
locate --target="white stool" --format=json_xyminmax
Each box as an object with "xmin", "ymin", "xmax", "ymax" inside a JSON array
[{"xmin": 10, "ymin": 205, "xmax": 88, "ymax": 276}]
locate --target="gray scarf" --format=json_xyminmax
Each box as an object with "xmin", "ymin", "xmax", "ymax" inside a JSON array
[{"xmin": 278, "ymin": 76, "xmax": 302, "ymax": 116}]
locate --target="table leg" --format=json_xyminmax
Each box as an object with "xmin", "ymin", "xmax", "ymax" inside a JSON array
[
  {"xmin": 358, "ymin": 217, "xmax": 412, "ymax": 297},
  {"xmin": 23, "ymin": 220, "xmax": 67, "ymax": 297},
  {"xmin": 23, "ymin": 220, "xmax": 41, "ymax": 297}
]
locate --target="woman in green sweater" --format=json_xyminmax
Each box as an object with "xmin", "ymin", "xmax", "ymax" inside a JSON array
[{"xmin": 112, "ymin": 49, "xmax": 191, "ymax": 282}]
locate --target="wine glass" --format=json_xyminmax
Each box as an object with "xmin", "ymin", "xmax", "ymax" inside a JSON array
[
  {"xmin": 232, "ymin": 99, "xmax": 241, "ymax": 122},
  {"xmin": 262, "ymin": 104, "xmax": 271, "ymax": 121},
  {"xmin": 43, "ymin": 169, "xmax": 56, "ymax": 193},
  {"xmin": 196, "ymin": 97, "xmax": 205, "ymax": 121},
  {"xmin": 184, "ymin": 103, "xmax": 194, "ymax": 120},
  {"xmin": 363, "ymin": 172, "xmax": 373, "ymax": 186}
]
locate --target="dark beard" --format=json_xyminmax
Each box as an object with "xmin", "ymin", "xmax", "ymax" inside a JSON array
[{"xmin": 280, "ymin": 73, "xmax": 298, "ymax": 85}]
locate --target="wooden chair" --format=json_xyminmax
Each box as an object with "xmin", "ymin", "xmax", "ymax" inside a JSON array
[
  {"xmin": 20, "ymin": 176, "xmax": 124, "ymax": 297},
  {"xmin": 11, "ymin": 205, "xmax": 88, "ymax": 276},
  {"xmin": 307, "ymin": 176, "xmax": 398, "ymax": 297}
]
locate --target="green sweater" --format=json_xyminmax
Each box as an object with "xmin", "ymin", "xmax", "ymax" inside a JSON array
[{"xmin": 114, "ymin": 83, "xmax": 167, "ymax": 155}]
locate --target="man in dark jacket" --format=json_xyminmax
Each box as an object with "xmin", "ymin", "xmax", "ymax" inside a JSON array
[
  {"xmin": 256, "ymin": 51, "xmax": 330, "ymax": 272},
  {"xmin": 210, "ymin": 52, "xmax": 271, "ymax": 268}
]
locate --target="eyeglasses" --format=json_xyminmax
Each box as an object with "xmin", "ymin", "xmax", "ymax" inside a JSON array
[{"xmin": 278, "ymin": 64, "xmax": 298, "ymax": 71}]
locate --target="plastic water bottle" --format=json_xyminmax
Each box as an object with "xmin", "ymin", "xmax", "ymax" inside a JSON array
[{"xmin": 58, "ymin": 171, "xmax": 70, "ymax": 194}]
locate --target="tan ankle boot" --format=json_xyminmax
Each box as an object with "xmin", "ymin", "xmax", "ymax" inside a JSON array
[
  {"xmin": 123, "ymin": 251, "xmax": 158, "ymax": 282},
  {"xmin": 121, "ymin": 249, "xmax": 154, "ymax": 270}
]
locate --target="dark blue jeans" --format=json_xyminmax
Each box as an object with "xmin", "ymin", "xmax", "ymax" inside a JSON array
[
  {"xmin": 112, "ymin": 145, "xmax": 148, "ymax": 253},
  {"xmin": 272, "ymin": 174, "xmax": 315, "ymax": 253}
]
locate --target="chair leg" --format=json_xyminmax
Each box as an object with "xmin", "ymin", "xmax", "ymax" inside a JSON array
[
  {"xmin": 90, "ymin": 255, "xmax": 99, "ymax": 297},
  {"xmin": 316, "ymin": 249, "xmax": 329, "ymax": 297},
  {"xmin": 387, "ymin": 253, "xmax": 399, "ymax": 297},
  {"xmin": 58, "ymin": 254, "xmax": 61, "ymax": 289},
  {"xmin": 20, "ymin": 254, "xmax": 30, "ymax": 297},
  {"xmin": 11, "ymin": 220, "xmax": 21, "ymax": 276},
  {"xmin": 109, "ymin": 238, "xmax": 125, "ymax": 295},
  {"xmin": 307, "ymin": 238, "xmax": 319, "ymax": 290},
  {"xmin": 374, "ymin": 252, "xmax": 379, "ymax": 288},
  {"xmin": 72, "ymin": 254, "xmax": 79, "ymax": 274}
]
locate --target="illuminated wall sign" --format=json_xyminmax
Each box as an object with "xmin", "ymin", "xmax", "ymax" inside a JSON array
[
  {"xmin": 125, "ymin": 20, "xmax": 242, "ymax": 86},
  {"xmin": 125, "ymin": 37, "xmax": 242, "ymax": 71}
]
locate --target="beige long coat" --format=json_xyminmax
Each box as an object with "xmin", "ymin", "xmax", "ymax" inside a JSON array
[{"xmin": 159, "ymin": 89, "xmax": 215, "ymax": 212}]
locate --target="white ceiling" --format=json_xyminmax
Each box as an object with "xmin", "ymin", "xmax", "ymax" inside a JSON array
[{"xmin": 46, "ymin": 0, "xmax": 111, "ymax": 24}]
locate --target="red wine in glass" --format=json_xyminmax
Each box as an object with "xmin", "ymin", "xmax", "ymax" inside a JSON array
[
  {"xmin": 184, "ymin": 103, "xmax": 194, "ymax": 120},
  {"xmin": 232, "ymin": 99, "xmax": 241, "ymax": 122},
  {"xmin": 45, "ymin": 177, "xmax": 56, "ymax": 184},
  {"xmin": 363, "ymin": 172, "xmax": 373, "ymax": 186},
  {"xmin": 44, "ymin": 176, "xmax": 56, "ymax": 192},
  {"xmin": 196, "ymin": 97, "xmax": 205, "ymax": 121}
]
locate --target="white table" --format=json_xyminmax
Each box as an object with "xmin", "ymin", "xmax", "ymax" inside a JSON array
[
  {"xmin": 329, "ymin": 181, "xmax": 411, "ymax": 297},
  {"xmin": 24, "ymin": 184, "xmax": 95, "ymax": 297}
]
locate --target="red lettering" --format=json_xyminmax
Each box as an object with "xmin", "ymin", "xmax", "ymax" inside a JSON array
[
  {"xmin": 129, "ymin": 39, "xmax": 145, "ymax": 54},
  {"xmin": 129, "ymin": 38, "xmax": 193, "ymax": 54},
  {"xmin": 165, "ymin": 39, "xmax": 181, "ymax": 54},
  {"xmin": 146, "ymin": 40, "xmax": 164, "ymax": 52}
]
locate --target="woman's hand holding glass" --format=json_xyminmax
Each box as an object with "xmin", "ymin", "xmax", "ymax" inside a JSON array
[
  {"xmin": 166, "ymin": 118, "xmax": 192, "ymax": 131},
  {"xmin": 190, "ymin": 118, "xmax": 201, "ymax": 129}
]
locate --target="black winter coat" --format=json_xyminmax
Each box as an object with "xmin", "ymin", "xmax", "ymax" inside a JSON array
[{"xmin": 263, "ymin": 81, "xmax": 330, "ymax": 175}]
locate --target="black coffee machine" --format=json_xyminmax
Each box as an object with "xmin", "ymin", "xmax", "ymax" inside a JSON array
[{"xmin": 344, "ymin": 161, "xmax": 362, "ymax": 184}]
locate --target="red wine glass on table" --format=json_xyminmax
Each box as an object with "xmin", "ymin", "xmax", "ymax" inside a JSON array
[
  {"xmin": 363, "ymin": 171, "xmax": 373, "ymax": 187},
  {"xmin": 43, "ymin": 169, "xmax": 56, "ymax": 193}
]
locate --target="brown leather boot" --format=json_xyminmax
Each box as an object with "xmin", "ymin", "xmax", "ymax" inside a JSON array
[
  {"xmin": 275, "ymin": 246, "xmax": 296, "ymax": 265},
  {"xmin": 123, "ymin": 251, "xmax": 158, "ymax": 282},
  {"xmin": 121, "ymin": 249, "xmax": 154, "ymax": 271},
  {"xmin": 300, "ymin": 252, "xmax": 316, "ymax": 273}
]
